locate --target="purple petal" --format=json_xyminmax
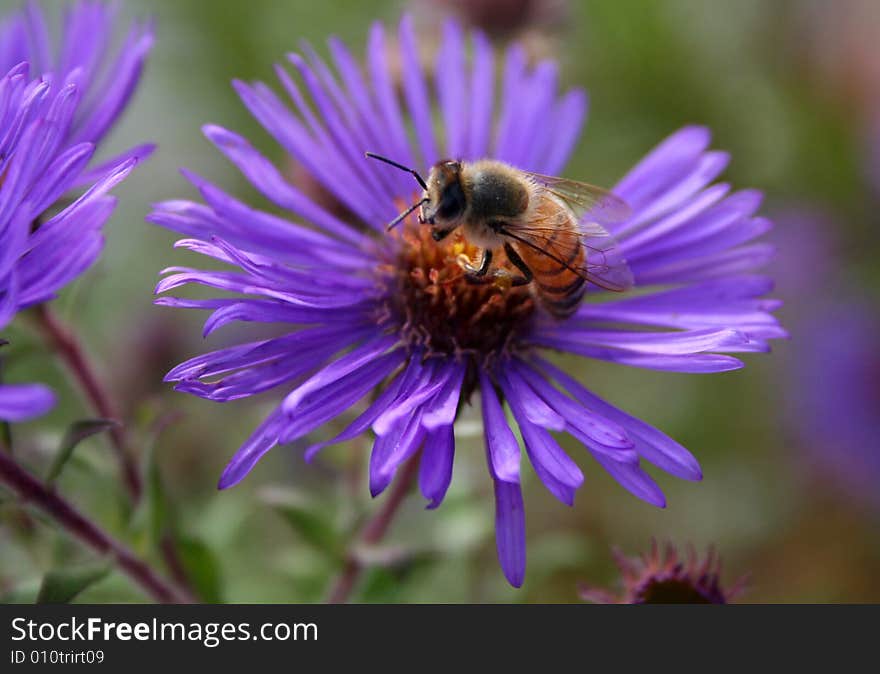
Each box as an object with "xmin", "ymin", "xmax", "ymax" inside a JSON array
[
  {"xmin": 70, "ymin": 21, "xmax": 154, "ymax": 146},
  {"xmin": 631, "ymin": 216, "xmax": 772, "ymax": 276},
  {"xmin": 285, "ymin": 53, "xmax": 396, "ymax": 226},
  {"xmin": 492, "ymin": 477, "xmax": 526, "ymax": 588},
  {"xmin": 532, "ymin": 335, "xmax": 745, "ymax": 373},
  {"xmin": 618, "ymin": 182, "xmax": 730, "ymax": 255},
  {"xmin": 622, "ymin": 151, "xmax": 730, "ymax": 234},
  {"xmin": 626, "ymin": 189, "xmax": 764, "ymax": 261},
  {"xmin": 369, "ymin": 410, "xmax": 426, "ymax": 496},
  {"xmin": 421, "ymin": 361, "xmax": 465, "ymax": 429},
  {"xmin": 372, "ymin": 360, "xmax": 453, "ymax": 435},
  {"xmin": 233, "ymin": 76, "xmax": 376, "ymax": 226},
  {"xmin": 572, "ymin": 275, "xmax": 783, "ymax": 339},
  {"xmin": 300, "ymin": 42, "xmax": 404, "ymax": 203},
  {"xmin": 282, "ymin": 334, "xmax": 400, "ymax": 413},
  {"xmin": 535, "ymin": 327, "xmax": 750, "ymax": 355},
  {"xmin": 16, "ymin": 196, "xmax": 114, "ymax": 306},
  {"xmin": 592, "ymin": 451, "xmax": 667, "ymax": 508},
  {"xmin": 479, "ymin": 369, "xmax": 521, "ymax": 483},
  {"xmin": 367, "ymin": 22, "xmax": 415, "ymax": 171},
  {"xmin": 419, "ymin": 425, "xmax": 455, "ymax": 509},
  {"xmin": 25, "ymin": 141, "xmax": 93, "ymax": 215},
  {"xmin": 201, "ymin": 124, "xmax": 366, "ymax": 246},
  {"xmin": 614, "ymin": 126, "xmax": 711, "ymax": 205},
  {"xmin": 535, "ymin": 357, "xmax": 702, "ymax": 481},
  {"xmin": 512, "ymin": 360, "xmax": 634, "ymax": 451},
  {"xmin": 496, "ymin": 366, "xmax": 566, "ymax": 431},
  {"xmin": 203, "ymin": 300, "xmax": 364, "ymax": 337},
  {"xmin": 436, "ymin": 19, "xmax": 466, "ymax": 158},
  {"xmin": 218, "ymin": 407, "xmax": 286, "ymax": 489},
  {"xmin": 21, "ymin": 3, "xmax": 52, "ymax": 73},
  {"xmin": 73, "ymin": 142, "xmax": 155, "ymax": 188},
  {"xmin": 538, "ymin": 89, "xmax": 588, "ymax": 175},
  {"xmin": 492, "ymin": 44, "xmax": 527, "ymax": 162},
  {"xmin": 504, "ymin": 381, "xmax": 584, "ymax": 502},
  {"xmin": 0, "ymin": 208, "xmax": 30, "ymax": 281},
  {"xmin": 635, "ymin": 243, "xmax": 776, "ymax": 285},
  {"xmin": 328, "ymin": 35, "xmax": 411, "ymax": 196},
  {"xmin": 0, "ymin": 270, "xmax": 18, "ymax": 330},
  {"xmin": 0, "ymin": 383, "xmax": 55, "ymax": 422},
  {"xmin": 303, "ymin": 354, "xmax": 422, "ymax": 462},
  {"xmin": 466, "ymin": 30, "xmax": 493, "ymax": 160},
  {"xmin": 510, "ymin": 61, "xmax": 558, "ymax": 167},
  {"xmin": 279, "ymin": 348, "xmax": 407, "ymax": 444},
  {"xmin": 164, "ymin": 326, "xmax": 358, "ymax": 381},
  {"xmin": 398, "ymin": 15, "xmax": 439, "ymax": 167}
]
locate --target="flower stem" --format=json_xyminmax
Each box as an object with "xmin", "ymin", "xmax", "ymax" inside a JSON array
[
  {"xmin": 31, "ymin": 306, "xmax": 198, "ymax": 601},
  {"xmin": 0, "ymin": 450, "xmax": 187, "ymax": 603},
  {"xmin": 326, "ymin": 454, "xmax": 420, "ymax": 604},
  {"xmin": 33, "ymin": 305, "xmax": 142, "ymax": 502}
]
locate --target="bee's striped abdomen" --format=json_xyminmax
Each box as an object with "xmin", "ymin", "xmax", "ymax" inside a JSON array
[{"xmin": 513, "ymin": 207, "xmax": 587, "ymax": 319}]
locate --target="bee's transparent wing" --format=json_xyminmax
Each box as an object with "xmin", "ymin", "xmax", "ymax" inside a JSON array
[
  {"xmin": 579, "ymin": 228, "xmax": 635, "ymax": 292},
  {"xmin": 504, "ymin": 172, "xmax": 634, "ymax": 292},
  {"xmin": 523, "ymin": 171, "xmax": 632, "ymax": 231}
]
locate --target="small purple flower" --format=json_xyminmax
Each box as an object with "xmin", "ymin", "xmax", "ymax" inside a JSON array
[
  {"xmin": 0, "ymin": 1, "xmax": 154, "ymax": 422},
  {"xmin": 152, "ymin": 16, "xmax": 783, "ymax": 586}
]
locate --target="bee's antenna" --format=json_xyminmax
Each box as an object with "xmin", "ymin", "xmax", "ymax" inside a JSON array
[
  {"xmin": 365, "ymin": 152, "xmax": 428, "ymax": 191},
  {"xmin": 385, "ymin": 198, "xmax": 428, "ymax": 231}
]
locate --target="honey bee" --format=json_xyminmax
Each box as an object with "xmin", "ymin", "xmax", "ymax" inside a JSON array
[{"xmin": 366, "ymin": 153, "xmax": 633, "ymax": 318}]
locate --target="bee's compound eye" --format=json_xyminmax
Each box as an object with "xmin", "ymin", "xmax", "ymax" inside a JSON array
[{"xmin": 431, "ymin": 229, "xmax": 444, "ymax": 241}]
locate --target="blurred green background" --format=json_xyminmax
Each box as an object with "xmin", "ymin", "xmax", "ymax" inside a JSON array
[{"xmin": 1, "ymin": 0, "xmax": 879, "ymax": 603}]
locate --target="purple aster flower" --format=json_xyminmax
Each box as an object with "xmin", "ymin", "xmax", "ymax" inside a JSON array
[
  {"xmin": 0, "ymin": 1, "xmax": 155, "ymax": 169},
  {"xmin": 579, "ymin": 541, "xmax": 745, "ymax": 604},
  {"xmin": 0, "ymin": 1, "xmax": 154, "ymax": 422},
  {"xmin": 152, "ymin": 16, "xmax": 783, "ymax": 586}
]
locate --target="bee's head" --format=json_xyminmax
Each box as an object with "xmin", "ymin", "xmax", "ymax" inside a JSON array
[
  {"xmin": 423, "ymin": 160, "xmax": 466, "ymax": 228},
  {"xmin": 365, "ymin": 153, "xmax": 465, "ymax": 234}
]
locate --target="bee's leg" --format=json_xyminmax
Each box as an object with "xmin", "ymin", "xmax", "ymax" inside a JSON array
[
  {"xmin": 457, "ymin": 248, "xmax": 493, "ymax": 284},
  {"xmin": 503, "ymin": 243, "xmax": 534, "ymax": 287}
]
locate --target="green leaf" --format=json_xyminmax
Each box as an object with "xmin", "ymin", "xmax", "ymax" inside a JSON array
[
  {"xmin": 1, "ymin": 420, "xmax": 11, "ymax": 453},
  {"xmin": 259, "ymin": 486, "xmax": 342, "ymax": 560},
  {"xmin": 36, "ymin": 563, "xmax": 110, "ymax": 604},
  {"xmin": 175, "ymin": 537, "xmax": 223, "ymax": 603},
  {"xmin": 46, "ymin": 419, "xmax": 118, "ymax": 486},
  {"xmin": 128, "ymin": 411, "xmax": 180, "ymax": 546},
  {"xmin": 355, "ymin": 546, "xmax": 439, "ymax": 603}
]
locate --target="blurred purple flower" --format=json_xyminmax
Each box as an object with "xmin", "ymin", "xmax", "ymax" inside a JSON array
[
  {"xmin": 769, "ymin": 204, "xmax": 879, "ymax": 510},
  {"xmin": 768, "ymin": 207, "xmax": 836, "ymax": 297},
  {"xmin": 787, "ymin": 298, "xmax": 880, "ymax": 510},
  {"xmin": 0, "ymin": 1, "xmax": 154, "ymax": 422},
  {"xmin": 152, "ymin": 16, "xmax": 783, "ymax": 586}
]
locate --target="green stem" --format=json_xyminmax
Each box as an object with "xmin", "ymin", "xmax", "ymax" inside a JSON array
[
  {"xmin": 325, "ymin": 454, "xmax": 420, "ymax": 604},
  {"xmin": 0, "ymin": 450, "xmax": 188, "ymax": 603}
]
